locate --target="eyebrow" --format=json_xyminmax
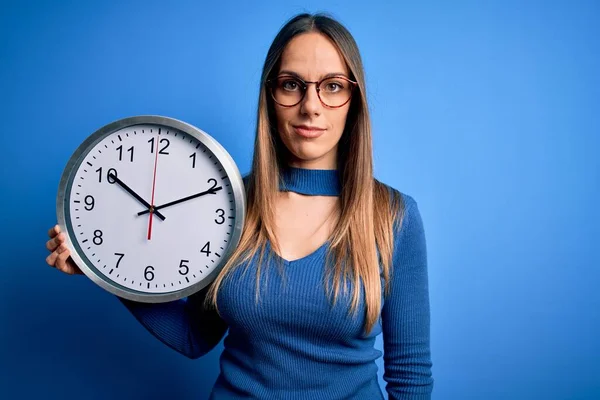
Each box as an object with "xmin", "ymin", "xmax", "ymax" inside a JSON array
[{"xmin": 278, "ymin": 70, "xmax": 350, "ymax": 80}]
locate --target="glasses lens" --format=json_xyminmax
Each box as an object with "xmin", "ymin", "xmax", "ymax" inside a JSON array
[
  {"xmin": 318, "ymin": 77, "xmax": 353, "ymax": 107},
  {"xmin": 272, "ymin": 77, "xmax": 304, "ymax": 106}
]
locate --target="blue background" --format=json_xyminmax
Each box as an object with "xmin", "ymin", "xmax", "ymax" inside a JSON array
[{"xmin": 1, "ymin": 1, "xmax": 598, "ymax": 399}]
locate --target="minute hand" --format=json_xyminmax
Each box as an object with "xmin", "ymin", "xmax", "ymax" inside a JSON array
[{"xmin": 137, "ymin": 186, "xmax": 223, "ymax": 216}]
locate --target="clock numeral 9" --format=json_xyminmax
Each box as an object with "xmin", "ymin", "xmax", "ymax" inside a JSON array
[
  {"xmin": 215, "ymin": 209, "xmax": 225, "ymax": 224},
  {"xmin": 116, "ymin": 145, "xmax": 134, "ymax": 162},
  {"xmin": 96, "ymin": 167, "xmax": 117, "ymax": 184},
  {"xmin": 93, "ymin": 230, "xmax": 103, "ymax": 245},
  {"xmin": 201, "ymin": 241, "xmax": 211, "ymax": 257},
  {"xmin": 84, "ymin": 195, "xmax": 95, "ymax": 211},
  {"xmin": 179, "ymin": 259, "xmax": 189, "ymax": 275},
  {"xmin": 148, "ymin": 137, "xmax": 170, "ymax": 155},
  {"xmin": 145, "ymin": 266, "xmax": 155, "ymax": 281}
]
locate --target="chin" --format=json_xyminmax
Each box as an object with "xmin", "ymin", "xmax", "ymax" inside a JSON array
[{"xmin": 288, "ymin": 145, "xmax": 335, "ymax": 166}]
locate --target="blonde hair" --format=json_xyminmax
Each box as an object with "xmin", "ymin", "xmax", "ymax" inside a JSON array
[{"xmin": 205, "ymin": 13, "xmax": 405, "ymax": 335}]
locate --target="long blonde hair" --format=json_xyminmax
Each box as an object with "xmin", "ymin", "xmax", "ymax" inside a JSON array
[{"xmin": 205, "ymin": 12, "xmax": 405, "ymax": 335}]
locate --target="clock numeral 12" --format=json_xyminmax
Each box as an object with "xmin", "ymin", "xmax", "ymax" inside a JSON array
[{"xmin": 148, "ymin": 137, "xmax": 170, "ymax": 155}]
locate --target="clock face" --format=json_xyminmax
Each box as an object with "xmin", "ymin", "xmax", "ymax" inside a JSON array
[{"xmin": 57, "ymin": 116, "xmax": 245, "ymax": 303}]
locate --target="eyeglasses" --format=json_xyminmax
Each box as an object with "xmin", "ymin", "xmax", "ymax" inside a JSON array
[{"xmin": 266, "ymin": 75, "xmax": 358, "ymax": 108}]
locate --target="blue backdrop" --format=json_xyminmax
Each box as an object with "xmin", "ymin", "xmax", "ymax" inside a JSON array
[{"xmin": 1, "ymin": 1, "xmax": 598, "ymax": 399}]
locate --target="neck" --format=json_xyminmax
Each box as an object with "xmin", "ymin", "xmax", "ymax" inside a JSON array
[{"xmin": 279, "ymin": 166, "xmax": 341, "ymax": 196}]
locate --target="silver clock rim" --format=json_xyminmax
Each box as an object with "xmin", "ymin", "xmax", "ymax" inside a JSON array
[{"xmin": 56, "ymin": 115, "xmax": 247, "ymax": 303}]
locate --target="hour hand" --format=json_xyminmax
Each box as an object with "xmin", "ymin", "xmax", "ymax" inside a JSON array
[
  {"xmin": 137, "ymin": 186, "xmax": 222, "ymax": 216},
  {"xmin": 108, "ymin": 172, "xmax": 166, "ymax": 221}
]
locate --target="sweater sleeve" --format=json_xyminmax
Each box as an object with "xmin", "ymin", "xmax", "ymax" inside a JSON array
[
  {"xmin": 117, "ymin": 284, "xmax": 229, "ymax": 359},
  {"xmin": 381, "ymin": 194, "xmax": 434, "ymax": 399}
]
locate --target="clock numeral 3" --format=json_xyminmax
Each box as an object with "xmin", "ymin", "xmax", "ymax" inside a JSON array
[
  {"xmin": 145, "ymin": 266, "xmax": 155, "ymax": 281},
  {"xmin": 93, "ymin": 230, "xmax": 103, "ymax": 245},
  {"xmin": 215, "ymin": 209, "xmax": 225, "ymax": 224},
  {"xmin": 179, "ymin": 259, "xmax": 189, "ymax": 275},
  {"xmin": 201, "ymin": 241, "xmax": 211, "ymax": 257}
]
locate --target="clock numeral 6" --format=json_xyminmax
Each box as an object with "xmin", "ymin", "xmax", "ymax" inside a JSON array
[
  {"xmin": 93, "ymin": 230, "xmax": 103, "ymax": 245},
  {"xmin": 215, "ymin": 209, "xmax": 225, "ymax": 224},
  {"xmin": 201, "ymin": 241, "xmax": 211, "ymax": 257},
  {"xmin": 95, "ymin": 167, "xmax": 118, "ymax": 184},
  {"xmin": 144, "ymin": 266, "xmax": 155, "ymax": 281},
  {"xmin": 179, "ymin": 259, "xmax": 189, "ymax": 275}
]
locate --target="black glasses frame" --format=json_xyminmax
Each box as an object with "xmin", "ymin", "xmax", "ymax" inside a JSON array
[{"xmin": 266, "ymin": 74, "xmax": 358, "ymax": 108}]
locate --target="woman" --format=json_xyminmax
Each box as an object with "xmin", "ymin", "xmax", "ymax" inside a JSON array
[{"xmin": 45, "ymin": 12, "xmax": 434, "ymax": 399}]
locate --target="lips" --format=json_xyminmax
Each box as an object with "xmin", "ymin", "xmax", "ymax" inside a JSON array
[{"xmin": 293, "ymin": 125, "xmax": 326, "ymax": 139}]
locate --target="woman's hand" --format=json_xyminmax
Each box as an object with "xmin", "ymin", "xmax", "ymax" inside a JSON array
[{"xmin": 45, "ymin": 225, "xmax": 84, "ymax": 275}]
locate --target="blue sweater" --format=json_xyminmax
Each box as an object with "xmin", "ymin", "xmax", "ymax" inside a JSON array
[{"xmin": 119, "ymin": 167, "xmax": 434, "ymax": 399}]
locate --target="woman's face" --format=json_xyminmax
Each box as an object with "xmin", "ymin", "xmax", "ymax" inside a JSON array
[{"xmin": 273, "ymin": 32, "xmax": 352, "ymax": 169}]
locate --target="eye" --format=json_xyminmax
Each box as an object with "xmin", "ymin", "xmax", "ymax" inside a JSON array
[
  {"xmin": 280, "ymin": 79, "xmax": 301, "ymax": 91},
  {"xmin": 323, "ymin": 80, "xmax": 345, "ymax": 93}
]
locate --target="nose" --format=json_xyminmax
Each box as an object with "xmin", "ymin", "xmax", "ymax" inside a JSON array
[{"xmin": 300, "ymin": 83, "xmax": 322, "ymax": 116}]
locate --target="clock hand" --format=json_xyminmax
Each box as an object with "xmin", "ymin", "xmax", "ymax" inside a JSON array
[
  {"xmin": 137, "ymin": 186, "xmax": 222, "ymax": 216},
  {"xmin": 147, "ymin": 131, "xmax": 160, "ymax": 240},
  {"xmin": 108, "ymin": 172, "xmax": 166, "ymax": 221}
]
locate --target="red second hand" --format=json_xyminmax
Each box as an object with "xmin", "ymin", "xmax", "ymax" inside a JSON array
[{"xmin": 147, "ymin": 131, "xmax": 160, "ymax": 240}]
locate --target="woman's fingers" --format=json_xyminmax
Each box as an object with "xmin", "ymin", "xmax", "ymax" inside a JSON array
[
  {"xmin": 46, "ymin": 241, "xmax": 66, "ymax": 265},
  {"xmin": 45, "ymin": 248, "xmax": 59, "ymax": 266},
  {"xmin": 45, "ymin": 224, "xmax": 84, "ymax": 275},
  {"xmin": 46, "ymin": 225, "xmax": 63, "ymax": 252},
  {"xmin": 48, "ymin": 224, "xmax": 60, "ymax": 238},
  {"xmin": 46, "ymin": 232, "xmax": 65, "ymax": 252},
  {"xmin": 54, "ymin": 246, "xmax": 83, "ymax": 275},
  {"xmin": 55, "ymin": 247, "xmax": 71, "ymax": 271},
  {"xmin": 47, "ymin": 225, "xmax": 56, "ymax": 238}
]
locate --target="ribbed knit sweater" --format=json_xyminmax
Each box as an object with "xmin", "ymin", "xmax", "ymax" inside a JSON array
[{"xmin": 119, "ymin": 167, "xmax": 434, "ymax": 399}]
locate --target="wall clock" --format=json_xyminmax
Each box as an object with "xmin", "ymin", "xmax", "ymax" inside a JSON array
[{"xmin": 56, "ymin": 115, "xmax": 246, "ymax": 303}]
